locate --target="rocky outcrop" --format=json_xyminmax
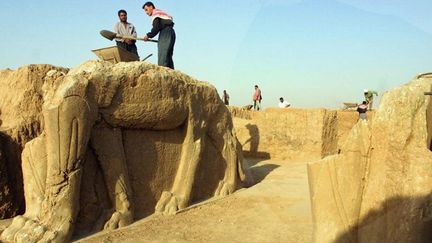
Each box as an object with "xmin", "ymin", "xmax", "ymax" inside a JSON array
[
  {"xmin": 308, "ymin": 74, "xmax": 432, "ymax": 243},
  {"xmin": 0, "ymin": 60, "xmax": 245, "ymax": 242},
  {"xmin": 0, "ymin": 64, "xmax": 69, "ymax": 218},
  {"xmin": 335, "ymin": 110, "xmax": 374, "ymax": 151},
  {"xmin": 308, "ymin": 121, "xmax": 371, "ymax": 242}
]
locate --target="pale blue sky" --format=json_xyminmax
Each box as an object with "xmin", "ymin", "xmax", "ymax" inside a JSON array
[{"xmin": 1, "ymin": 0, "xmax": 431, "ymax": 108}]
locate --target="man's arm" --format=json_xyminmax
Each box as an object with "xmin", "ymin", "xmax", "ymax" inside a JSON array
[
  {"xmin": 146, "ymin": 18, "xmax": 163, "ymax": 38},
  {"xmin": 146, "ymin": 18, "xmax": 174, "ymax": 39}
]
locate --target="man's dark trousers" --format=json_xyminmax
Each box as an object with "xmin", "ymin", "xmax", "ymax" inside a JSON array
[{"xmin": 158, "ymin": 26, "xmax": 176, "ymax": 69}]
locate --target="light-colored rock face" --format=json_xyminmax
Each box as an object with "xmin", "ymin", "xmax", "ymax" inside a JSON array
[
  {"xmin": 233, "ymin": 108, "xmax": 362, "ymax": 161},
  {"xmin": 0, "ymin": 65, "xmax": 68, "ymax": 131},
  {"xmin": 308, "ymin": 121, "xmax": 371, "ymax": 242},
  {"xmin": 335, "ymin": 110, "xmax": 374, "ymax": 151},
  {"xmin": 308, "ymin": 74, "xmax": 432, "ymax": 243},
  {"xmin": 0, "ymin": 64, "xmax": 69, "ymax": 219},
  {"xmin": 0, "ymin": 60, "xmax": 245, "ymax": 243}
]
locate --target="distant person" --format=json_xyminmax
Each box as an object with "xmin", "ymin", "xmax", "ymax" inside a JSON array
[
  {"xmin": 222, "ymin": 90, "xmax": 230, "ymax": 105},
  {"xmin": 278, "ymin": 97, "xmax": 291, "ymax": 108},
  {"xmin": 142, "ymin": 2, "xmax": 176, "ymax": 69},
  {"xmin": 363, "ymin": 89, "xmax": 378, "ymax": 110},
  {"xmin": 114, "ymin": 9, "xmax": 139, "ymax": 57},
  {"xmin": 357, "ymin": 101, "xmax": 368, "ymax": 120},
  {"xmin": 253, "ymin": 85, "xmax": 262, "ymax": 111}
]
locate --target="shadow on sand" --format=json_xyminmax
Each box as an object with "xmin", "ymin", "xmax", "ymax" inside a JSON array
[
  {"xmin": 242, "ymin": 124, "xmax": 271, "ymax": 160},
  {"xmin": 243, "ymin": 157, "xmax": 279, "ymax": 186}
]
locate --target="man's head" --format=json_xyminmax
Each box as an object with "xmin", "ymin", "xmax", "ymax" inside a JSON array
[
  {"xmin": 255, "ymin": 85, "xmax": 258, "ymax": 89},
  {"xmin": 362, "ymin": 101, "xmax": 367, "ymax": 105},
  {"xmin": 363, "ymin": 89, "xmax": 368, "ymax": 94},
  {"xmin": 143, "ymin": 2, "xmax": 155, "ymax": 16},
  {"xmin": 279, "ymin": 97, "xmax": 284, "ymax": 102},
  {"xmin": 118, "ymin": 9, "xmax": 128, "ymax": 22},
  {"xmin": 223, "ymin": 90, "xmax": 227, "ymax": 94}
]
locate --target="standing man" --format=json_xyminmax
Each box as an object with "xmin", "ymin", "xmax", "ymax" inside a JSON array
[
  {"xmin": 253, "ymin": 85, "xmax": 262, "ymax": 111},
  {"xmin": 363, "ymin": 89, "xmax": 378, "ymax": 110},
  {"xmin": 222, "ymin": 90, "xmax": 230, "ymax": 105},
  {"xmin": 142, "ymin": 2, "xmax": 176, "ymax": 69},
  {"xmin": 114, "ymin": 9, "xmax": 139, "ymax": 57}
]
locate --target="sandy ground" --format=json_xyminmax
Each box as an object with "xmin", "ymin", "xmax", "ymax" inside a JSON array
[{"xmin": 74, "ymin": 158, "xmax": 313, "ymax": 243}]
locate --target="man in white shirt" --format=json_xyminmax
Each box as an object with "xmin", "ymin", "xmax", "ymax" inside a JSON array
[
  {"xmin": 114, "ymin": 9, "xmax": 139, "ymax": 57},
  {"xmin": 278, "ymin": 97, "xmax": 291, "ymax": 108}
]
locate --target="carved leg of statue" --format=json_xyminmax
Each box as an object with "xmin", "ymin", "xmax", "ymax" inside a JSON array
[
  {"xmin": 10, "ymin": 96, "xmax": 95, "ymax": 243},
  {"xmin": 155, "ymin": 118, "xmax": 204, "ymax": 215},
  {"xmin": 209, "ymin": 117, "xmax": 245, "ymax": 197},
  {"xmin": 90, "ymin": 124, "xmax": 134, "ymax": 230},
  {"xmin": 0, "ymin": 134, "xmax": 47, "ymax": 242}
]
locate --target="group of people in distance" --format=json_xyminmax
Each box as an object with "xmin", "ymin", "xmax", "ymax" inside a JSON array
[
  {"xmin": 222, "ymin": 87, "xmax": 378, "ymax": 120},
  {"xmin": 222, "ymin": 85, "xmax": 290, "ymax": 111},
  {"xmin": 222, "ymin": 85, "xmax": 264, "ymax": 111},
  {"xmin": 115, "ymin": 3, "xmax": 378, "ymax": 119},
  {"xmin": 114, "ymin": 2, "xmax": 176, "ymax": 69}
]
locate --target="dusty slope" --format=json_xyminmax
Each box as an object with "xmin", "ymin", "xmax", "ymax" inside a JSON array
[{"xmin": 74, "ymin": 159, "xmax": 312, "ymax": 242}]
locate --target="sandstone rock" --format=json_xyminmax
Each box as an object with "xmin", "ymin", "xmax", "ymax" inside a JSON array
[
  {"xmin": 0, "ymin": 64, "xmax": 69, "ymax": 219},
  {"xmin": 335, "ymin": 110, "xmax": 374, "ymax": 151},
  {"xmin": 308, "ymin": 74, "xmax": 432, "ymax": 242},
  {"xmin": 233, "ymin": 108, "xmax": 340, "ymax": 161},
  {"xmin": 228, "ymin": 106, "xmax": 252, "ymax": 120},
  {"xmin": 308, "ymin": 120, "xmax": 371, "ymax": 242},
  {"xmin": 0, "ymin": 60, "xmax": 245, "ymax": 243},
  {"xmin": 358, "ymin": 75, "xmax": 432, "ymax": 243}
]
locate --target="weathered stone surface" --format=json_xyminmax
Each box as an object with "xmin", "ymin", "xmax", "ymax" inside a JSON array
[
  {"xmin": 228, "ymin": 106, "xmax": 252, "ymax": 120},
  {"xmin": 233, "ymin": 108, "xmax": 340, "ymax": 161},
  {"xmin": 0, "ymin": 60, "xmax": 245, "ymax": 242},
  {"xmin": 0, "ymin": 64, "xmax": 69, "ymax": 218},
  {"xmin": 335, "ymin": 110, "xmax": 374, "ymax": 151},
  {"xmin": 308, "ymin": 121, "xmax": 371, "ymax": 242},
  {"xmin": 308, "ymin": 74, "xmax": 432, "ymax": 243}
]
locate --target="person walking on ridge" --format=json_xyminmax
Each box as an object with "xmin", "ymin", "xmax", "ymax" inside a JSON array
[
  {"xmin": 222, "ymin": 90, "xmax": 230, "ymax": 105},
  {"xmin": 253, "ymin": 85, "xmax": 262, "ymax": 111}
]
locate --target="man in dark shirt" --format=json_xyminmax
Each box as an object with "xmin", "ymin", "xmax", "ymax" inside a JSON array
[{"xmin": 142, "ymin": 2, "xmax": 176, "ymax": 69}]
